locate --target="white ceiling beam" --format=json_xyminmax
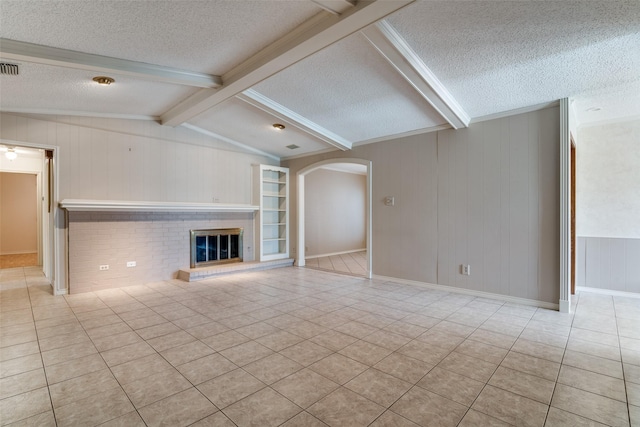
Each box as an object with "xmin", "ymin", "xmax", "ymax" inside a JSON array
[
  {"xmin": 361, "ymin": 20, "xmax": 470, "ymax": 129},
  {"xmin": 161, "ymin": 0, "xmax": 415, "ymax": 127},
  {"xmin": 310, "ymin": 0, "xmax": 356, "ymax": 15},
  {"xmin": 237, "ymin": 89, "xmax": 352, "ymax": 151},
  {"xmin": 0, "ymin": 38, "xmax": 221, "ymax": 88}
]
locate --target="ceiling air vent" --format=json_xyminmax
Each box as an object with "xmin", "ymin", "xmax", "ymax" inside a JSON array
[
  {"xmin": 286, "ymin": 144, "xmax": 300, "ymax": 150},
  {"xmin": 0, "ymin": 63, "xmax": 19, "ymax": 75}
]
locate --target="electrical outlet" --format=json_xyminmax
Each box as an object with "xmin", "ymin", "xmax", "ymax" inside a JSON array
[
  {"xmin": 461, "ymin": 264, "xmax": 471, "ymax": 275},
  {"xmin": 99, "ymin": 265, "xmax": 109, "ymax": 271},
  {"xmin": 126, "ymin": 261, "xmax": 136, "ymax": 267}
]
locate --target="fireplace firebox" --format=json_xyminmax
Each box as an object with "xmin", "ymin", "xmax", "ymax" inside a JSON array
[{"xmin": 190, "ymin": 228, "xmax": 243, "ymax": 268}]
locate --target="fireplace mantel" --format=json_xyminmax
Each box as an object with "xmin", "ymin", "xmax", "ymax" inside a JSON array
[{"xmin": 59, "ymin": 199, "xmax": 259, "ymax": 213}]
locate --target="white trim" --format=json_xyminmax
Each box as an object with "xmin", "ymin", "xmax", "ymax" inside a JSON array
[
  {"xmin": 471, "ymin": 101, "xmax": 560, "ymax": 124},
  {"xmin": 305, "ymin": 248, "xmax": 366, "ymax": 259},
  {"xmin": 181, "ymin": 123, "xmax": 280, "ymax": 162},
  {"xmin": 161, "ymin": 0, "xmax": 414, "ymax": 126},
  {"xmin": 373, "ymin": 275, "xmax": 560, "ymax": 310},
  {"xmin": 237, "ymin": 90, "xmax": 352, "ymax": 151},
  {"xmin": 576, "ymin": 286, "xmax": 640, "ymax": 299},
  {"xmin": 361, "ymin": 21, "xmax": 469, "ymax": 129},
  {"xmin": 297, "ymin": 159, "xmax": 372, "ymax": 278},
  {"xmin": 0, "ymin": 108, "xmax": 158, "ymax": 121},
  {"xmin": 59, "ymin": 199, "xmax": 259, "ymax": 213},
  {"xmin": 0, "ymin": 38, "xmax": 221, "ymax": 88},
  {"xmin": 0, "ymin": 250, "xmax": 38, "ymax": 256},
  {"xmin": 1, "ymin": 138, "xmax": 61, "ymax": 294},
  {"xmin": 559, "ymin": 98, "xmax": 572, "ymax": 313},
  {"xmin": 353, "ymin": 124, "xmax": 451, "ymax": 147}
]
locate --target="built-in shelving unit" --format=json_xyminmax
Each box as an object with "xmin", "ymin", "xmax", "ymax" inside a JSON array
[{"xmin": 254, "ymin": 165, "xmax": 289, "ymax": 261}]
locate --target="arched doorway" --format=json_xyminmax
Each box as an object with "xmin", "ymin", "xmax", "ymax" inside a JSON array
[{"xmin": 296, "ymin": 159, "xmax": 372, "ymax": 278}]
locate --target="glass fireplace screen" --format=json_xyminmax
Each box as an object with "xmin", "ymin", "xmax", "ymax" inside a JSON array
[{"xmin": 190, "ymin": 228, "xmax": 243, "ymax": 268}]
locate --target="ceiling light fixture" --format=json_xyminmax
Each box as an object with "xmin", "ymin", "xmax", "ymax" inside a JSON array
[
  {"xmin": 586, "ymin": 107, "xmax": 601, "ymax": 112},
  {"xmin": 93, "ymin": 76, "xmax": 115, "ymax": 85},
  {"xmin": 272, "ymin": 123, "xmax": 285, "ymax": 131},
  {"xmin": 5, "ymin": 148, "xmax": 17, "ymax": 161}
]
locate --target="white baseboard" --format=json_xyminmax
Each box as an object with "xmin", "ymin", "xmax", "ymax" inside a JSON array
[
  {"xmin": 372, "ymin": 275, "xmax": 559, "ymax": 310},
  {"xmin": 305, "ymin": 248, "xmax": 366, "ymax": 260},
  {"xmin": 576, "ymin": 286, "xmax": 640, "ymax": 299},
  {"xmin": 0, "ymin": 250, "xmax": 37, "ymax": 255}
]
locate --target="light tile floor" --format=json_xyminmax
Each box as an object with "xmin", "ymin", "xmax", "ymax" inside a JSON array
[
  {"xmin": 305, "ymin": 251, "xmax": 368, "ymax": 277},
  {"xmin": 0, "ymin": 265, "xmax": 638, "ymax": 426}
]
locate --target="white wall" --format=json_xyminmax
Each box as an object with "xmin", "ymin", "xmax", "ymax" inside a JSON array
[
  {"xmin": 305, "ymin": 168, "xmax": 366, "ymax": 257},
  {"xmin": 575, "ymin": 118, "xmax": 640, "ymax": 293},
  {"xmin": 285, "ymin": 107, "xmax": 560, "ymax": 304},
  {"xmin": 0, "ymin": 173, "xmax": 38, "ymax": 255},
  {"xmin": 0, "ymin": 112, "xmax": 276, "ymax": 293},
  {"xmin": 577, "ymin": 119, "xmax": 640, "ymax": 238}
]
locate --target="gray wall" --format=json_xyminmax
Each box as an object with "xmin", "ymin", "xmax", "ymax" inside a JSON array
[
  {"xmin": 305, "ymin": 168, "xmax": 366, "ymax": 257},
  {"xmin": 284, "ymin": 107, "xmax": 560, "ymax": 304}
]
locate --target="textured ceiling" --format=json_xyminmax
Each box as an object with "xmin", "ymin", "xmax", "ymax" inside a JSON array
[
  {"xmin": 0, "ymin": 0, "xmax": 319, "ymax": 74},
  {"xmin": 189, "ymin": 98, "xmax": 329, "ymax": 159},
  {"xmin": 387, "ymin": 1, "xmax": 640, "ymax": 119},
  {"xmin": 253, "ymin": 32, "xmax": 448, "ymax": 143},
  {"xmin": 0, "ymin": 62, "xmax": 198, "ymax": 116},
  {"xmin": 1, "ymin": 0, "xmax": 639, "ymax": 159}
]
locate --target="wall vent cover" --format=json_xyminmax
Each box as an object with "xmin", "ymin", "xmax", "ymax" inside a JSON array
[
  {"xmin": 286, "ymin": 144, "xmax": 300, "ymax": 150},
  {"xmin": 0, "ymin": 63, "xmax": 19, "ymax": 75}
]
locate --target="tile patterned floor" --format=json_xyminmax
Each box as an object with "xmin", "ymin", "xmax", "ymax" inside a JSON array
[
  {"xmin": 0, "ymin": 265, "xmax": 638, "ymax": 426},
  {"xmin": 305, "ymin": 251, "xmax": 368, "ymax": 277}
]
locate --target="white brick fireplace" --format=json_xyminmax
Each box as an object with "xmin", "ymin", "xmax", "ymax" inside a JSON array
[{"xmin": 61, "ymin": 200, "xmax": 258, "ymax": 294}]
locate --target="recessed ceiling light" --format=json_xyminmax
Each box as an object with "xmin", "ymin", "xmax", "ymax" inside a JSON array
[
  {"xmin": 93, "ymin": 76, "xmax": 115, "ymax": 85},
  {"xmin": 272, "ymin": 123, "xmax": 285, "ymax": 131},
  {"xmin": 286, "ymin": 144, "xmax": 300, "ymax": 150}
]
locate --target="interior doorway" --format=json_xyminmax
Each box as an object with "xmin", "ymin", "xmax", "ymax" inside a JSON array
[
  {"xmin": 296, "ymin": 159, "xmax": 372, "ymax": 278},
  {"xmin": 0, "ymin": 143, "xmax": 55, "ymax": 284},
  {"xmin": 0, "ymin": 172, "xmax": 39, "ymax": 268}
]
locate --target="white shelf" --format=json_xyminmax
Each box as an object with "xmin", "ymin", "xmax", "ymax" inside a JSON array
[
  {"xmin": 254, "ymin": 165, "xmax": 289, "ymax": 262},
  {"xmin": 60, "ymin": 199, "xmax": 259, "ymax": 213}
]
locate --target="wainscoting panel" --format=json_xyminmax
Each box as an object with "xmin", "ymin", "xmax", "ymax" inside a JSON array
[{"xmin": 576, "ymin": 236, "xmax": 640, "ymax": 293}]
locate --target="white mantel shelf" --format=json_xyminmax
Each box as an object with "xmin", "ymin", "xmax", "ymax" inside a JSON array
[{"xmin": 59, "ymin": 199, "xmax": 260, "ymax": 213}]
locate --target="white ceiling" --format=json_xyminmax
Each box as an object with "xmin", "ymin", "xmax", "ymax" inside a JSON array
[{"xmin": 1, "ymin": 0, "xmax": 639, "ymax": 160}]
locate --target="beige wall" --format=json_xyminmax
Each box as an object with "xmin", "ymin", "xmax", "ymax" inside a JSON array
[
  {"xmin": 284, "ymin": 107, "xmax": 560, "ymax": 304},
  {"xmin": 0, "ymin": 172, "xmax": 38, "ymax": 255},
  {"xmin": 305, "ymin": 168, "xmax": 366, "ymax": 257}
]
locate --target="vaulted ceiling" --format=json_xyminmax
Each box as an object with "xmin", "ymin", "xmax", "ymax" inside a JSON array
[{"xmin": 1, "ymin": 1, "xmax": 639, "ymax": 160}]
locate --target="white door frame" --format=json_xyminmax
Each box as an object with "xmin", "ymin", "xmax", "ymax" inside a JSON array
[
  {"xmin": 296, "ymin": 159, "xmax": 372, "ymax": 279},
  {"xmin": 1, "ymin": 139, "xmax": 61, "ymax": 293}
]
